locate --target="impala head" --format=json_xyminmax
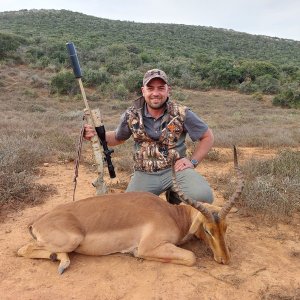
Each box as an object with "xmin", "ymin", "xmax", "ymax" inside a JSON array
[
  {"xmin": 193, "ymin": 211, "xmax": 230, "ymax": 264},
  {"xmin": 172, "ymin": 146, "xmax": 244, "ymax": 264}
]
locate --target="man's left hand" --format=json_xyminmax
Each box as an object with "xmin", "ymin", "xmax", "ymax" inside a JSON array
[{"xmin": 174, "ymin": 157, "xmax": 194, "ymax": 172}]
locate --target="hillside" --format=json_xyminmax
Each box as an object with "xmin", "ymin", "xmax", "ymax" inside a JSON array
[
  {"xmin": 1, "ymin": 9, "xmax": 300, "ymax": 63},
  {"xmin": 0, "ymin": 9, "xmax": 299, "ymax": 109}
]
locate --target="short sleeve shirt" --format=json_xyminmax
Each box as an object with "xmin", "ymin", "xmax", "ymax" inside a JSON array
[{"xmin": 115, "ymin": 105, "xmax": 208, "ymax": 142}]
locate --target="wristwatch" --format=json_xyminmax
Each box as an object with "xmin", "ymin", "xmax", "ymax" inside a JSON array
[{"xmin": 190, "ymin": 159, "xmax": 199, "ymax": 168}]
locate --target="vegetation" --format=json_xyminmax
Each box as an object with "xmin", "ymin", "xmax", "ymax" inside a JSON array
[
  {"xmin": 0, "ymin": 10, "xmax": 299, "ymax": 222},
  {"xmin": 1, "ymin": 62, "xmax": 299, "ymax": 221},
  {"xmin": 223, "ymin": 150, "xmax": 300, "ymax": 222},
  {"xmin": 0, "ymin": 9, "xmax": 300, "ymax": 108}
]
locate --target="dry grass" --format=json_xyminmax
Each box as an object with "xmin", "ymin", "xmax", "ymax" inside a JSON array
[
  {"xmin": 222, "ymin": 149, "xmax": 300, "ymax": 222},
  {"xmin": 184, "ymin": 90, "xmax": 300, "ymax": 147}
]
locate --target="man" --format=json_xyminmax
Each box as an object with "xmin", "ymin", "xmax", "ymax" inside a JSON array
[{"xmin": 84, "ymin": 69, "xmax": 214, "ymax": 204}]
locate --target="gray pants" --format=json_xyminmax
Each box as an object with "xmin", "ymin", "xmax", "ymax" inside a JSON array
[{"xmin": 126, "ymin": 167, "xmax": 214, "ymax": 204}]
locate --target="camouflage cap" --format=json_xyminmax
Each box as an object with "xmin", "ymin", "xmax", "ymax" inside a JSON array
[{"xmin": 143, "ymin": 69, "xmax": 168, "ymax": 86}]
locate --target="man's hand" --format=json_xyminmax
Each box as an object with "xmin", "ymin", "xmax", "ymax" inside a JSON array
[
  {"xmin": 83, "ymin": 124, "xmax": 96, "ymax": 141},
  {"xmin": 174, "ymin": 157, "xmax": 194, "ymax": 172}
]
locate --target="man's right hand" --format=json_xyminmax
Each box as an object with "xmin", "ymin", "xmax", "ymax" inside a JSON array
[{"xmin": 83, "ymin": 124, "xmax": 96, "ymax": 141}]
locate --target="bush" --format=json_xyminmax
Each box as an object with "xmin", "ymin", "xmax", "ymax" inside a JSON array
[
  {"xmin": 171, "ymin": 89, "xmax": 188, "ymax": 102},
  {"xmin": 0, "ymin": 136, "xmax": 56, "ymax": 215},
  {"xmin": 50, "ymin": 71, "xmax": 78, "ymax": 95},
  {"xmin": 206, "ymin": 148, "xmax": 221, "ymax": 161},
  {"xmin": 0, "ymin": 171, "xmax": 55, "ymax": 213},
  {"xmin": 83, "ymin": 68, "xmax": 110, "ymax": 87},
  {"xmin": 114, "ymin": 83, "xmax": 129, "ymax": 100},
  {"xmin": 273, "ymin": 83, "xmax": 300, "ymax": 108},
  {"xmin": 0, "ymin": 32, "xmax": 27, "ymax": 58},
  {"xmin": 223, "ymin": 150, "xmax": 300, "ymax": 222},
  {"xmin": 238, "ymin": 81, "xmax": 259, "ymax": 94},
  {"xmin": 208, "ymin": 58, "xmax": 241, "ymax": 88},
  {"xmin": 122, "ymin": 70, "xmax": 143, "ymax": 93},
  {"xmin": 238, "ymin": 60, "xmax": 280, "ymax": 81},
  {"xmin": 252, "ymin": 92, "xmax": 264, "ymax": 101},
  {"xmin": 255, "ymin": 74, "xmax": 280, "ymax": 94}
]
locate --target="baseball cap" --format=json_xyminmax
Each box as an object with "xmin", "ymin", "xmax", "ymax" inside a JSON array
[{"xmin": 143, "ymin": 69, "xmax": 168, "ymax": 86}]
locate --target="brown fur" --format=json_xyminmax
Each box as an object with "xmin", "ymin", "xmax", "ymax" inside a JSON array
[{"xmin": 18, "ymin": 192, "xmax": 230, "ymax": 274}]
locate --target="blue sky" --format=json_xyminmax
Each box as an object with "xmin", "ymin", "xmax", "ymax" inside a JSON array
[{"xmin": 1, "ymin": 0, "xmax": 299, "ymax": 41}]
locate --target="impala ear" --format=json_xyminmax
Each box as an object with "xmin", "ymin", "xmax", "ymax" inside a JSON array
[{"xmin": 188, "ymin": 213, "xmax": 201, "ymax": 234}]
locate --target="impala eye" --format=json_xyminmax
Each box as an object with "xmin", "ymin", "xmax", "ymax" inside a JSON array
[{"xmin": 204, "ymin": 228, "xmax": 211, "ymax": 236}]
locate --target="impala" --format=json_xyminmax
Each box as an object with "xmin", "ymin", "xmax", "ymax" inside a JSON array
[{"xmin": 18, "ymin": 146, "xmax": 244, "ymax": 274}]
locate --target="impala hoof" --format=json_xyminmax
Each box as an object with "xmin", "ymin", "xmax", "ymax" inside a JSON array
[{"xmin": 57, "ymin": 260, "xmax": 70, "ymax": 275}]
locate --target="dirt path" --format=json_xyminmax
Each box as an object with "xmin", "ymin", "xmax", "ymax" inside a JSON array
[{"xmin": 0, "ymin": 148, "xmax": 299, "ymax": 299}]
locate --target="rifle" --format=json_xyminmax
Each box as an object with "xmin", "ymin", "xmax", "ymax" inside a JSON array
[{"xmin": 66, "ymin": 42, "xmax": 116, "ymax": 195}]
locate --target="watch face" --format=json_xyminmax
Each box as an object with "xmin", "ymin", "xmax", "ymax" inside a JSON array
[{"xmin": 191, "ymin": 159, "xmax": 199, "ymax": 166}]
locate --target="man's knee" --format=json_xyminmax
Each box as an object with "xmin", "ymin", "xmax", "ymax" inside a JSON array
[
  {"xmin": 185, "ymin": 187, "xmax": 214, "ymax": 204},
  {"xmin": 168, "ymin": 187, "xmax": 214, "ymax": 205}
]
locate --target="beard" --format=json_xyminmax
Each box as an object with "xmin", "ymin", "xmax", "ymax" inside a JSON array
[
  {"xmin": 148, "ymin": 102, "xmax": 166, "ymax": 110},
  {"xmin": 147, "ymin": 97, "xmax": 167, "ymax": 110}
]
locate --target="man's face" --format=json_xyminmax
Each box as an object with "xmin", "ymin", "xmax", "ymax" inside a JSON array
[{"xmin": 141, "ymin": 78, "xmax": 170, "ymax": 110}]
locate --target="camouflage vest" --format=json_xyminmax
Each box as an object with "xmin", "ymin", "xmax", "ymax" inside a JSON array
[{"xmin": 127, "ymin": 97, "xmax": 187, "ymax": 172}]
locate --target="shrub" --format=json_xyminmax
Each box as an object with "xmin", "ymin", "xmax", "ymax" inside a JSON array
[
  {"xmin": 238, "ymin": 81, "xmax": 259, "ymax": 94},
  {"xmin": 273, "ymin": 83, "xmax": 300, "ymax": 108},
  {"xmin": 0, "ymin": 32, "xmax": 27, "ymax": 58},
  {"xmin": 238, "ymin": 60, "xmax": 280, "ymax": 81},
  {"xmin": 206, "ymin": 148, "xmax": 221, "ymax": 161},
  {"xmin": 122, "ymin": 70, "xmax": 143, "ymax": 93},
  {"xmin": 0, "ymin": 136, "xmax": 56, "ymax": 215},
  {"xmin": 255, "ymin": 74, "xmax": 280, "ymax": 94},
  {"xmin": 30, "ymin": 74, "xmax": 49, "ymax": 88},
  {"xmin": 208, "ymin": 58, "xmax": 241, "ymax": 88},
  {"xmin": 223, "ymin": 150, "xmax": 300, "ymax": 222},
  {"xmin": 50, "ymin": 71, "xmax": 78, "ymax": 95},
  {"xmin": 252, "ymin": 92, "xmax": 264, "ymax": 101},
  {"xmin": 114, "ymin": 83, "xmax": 129, "ymax": 100},
  {"xmin": 171, "ymin": 89, "xmax": 188, "ymax": 102},
  {"xmin": 83, "ymin": 68, "xmax": 110, "ymax": 87},
  {"xmin": 0, "ymin": 171, "xmax": 55, "ymax": 213}
]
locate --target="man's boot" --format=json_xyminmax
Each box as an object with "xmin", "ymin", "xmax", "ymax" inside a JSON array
[{"xmin": 165, "ymin": 189, "xmax": 182, "ymax": 205}]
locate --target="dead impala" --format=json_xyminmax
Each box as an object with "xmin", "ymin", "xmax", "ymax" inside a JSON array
[{"xmin": 18, "ymin": 146, "xmax": 244, "ymax": 274}]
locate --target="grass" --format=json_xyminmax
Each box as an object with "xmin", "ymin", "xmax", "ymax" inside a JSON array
[
  {"xmin": 222, "ymin": 149, "xmax": 300, "ymax": 222},
  {"xmin": 0, "ymin": 64, "xmax": 299, "ymax": 222},
  {"xmin": 184, "ymin": 90, "xmax": 300, "ymax": 147}
]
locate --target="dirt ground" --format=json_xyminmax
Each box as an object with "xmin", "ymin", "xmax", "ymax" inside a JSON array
[{"xmin": 0, "ymin": 148, "xmax": 299, "ymax": 300}]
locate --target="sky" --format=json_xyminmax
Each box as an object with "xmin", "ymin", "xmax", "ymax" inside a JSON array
[{"xmin": 1, "ymin": 0, "xmax": 299, "ymax": 41}]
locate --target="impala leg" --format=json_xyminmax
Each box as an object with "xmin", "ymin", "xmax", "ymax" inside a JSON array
[
  {"xmin": 18, "ymin": 242, "xmax": 71, "ymax": 274},
  {"xmin": 136, "ymin": 242, "xmax": 196, "ymax": 266},
  {"xmin": 55, "ymin": 252, "xmax": 71, "ymax": 274}
]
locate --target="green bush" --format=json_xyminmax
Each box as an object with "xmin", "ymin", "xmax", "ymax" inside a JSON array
[
  {"xmin": 0, "ymin": 32, "xmax": 27, "ymax": 58},
  {"xmin": 238, "ymin": 81, "xmax": 259, "ymax": 94},
  {"xmin": 208, "ymin": 58, "xmax": 241, "ymax": 88},
  {"xmin": 83, "ymin": 68, "xmax": 110, "ymax": 87},
  {"xmin": 114, "ymin": 83, "xmax": 129, "ymax": 100},
  {"xmin": 122, "ymin": 70, "xmax": 143, "ymax": 93},
  {"xmin": 255, "ymin": 74, "xmax": 280, "ymax": 94},
  {"xmin": 273, "ymin": 83, "xmax": 300, "ymax": 108},
  {"xmin": 238, "ymin": 60, "xmax": 280, "ymax": 81},
  {"xmin": 50, "ymin": 71, "xmax": 78, "ymax": 95}
]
